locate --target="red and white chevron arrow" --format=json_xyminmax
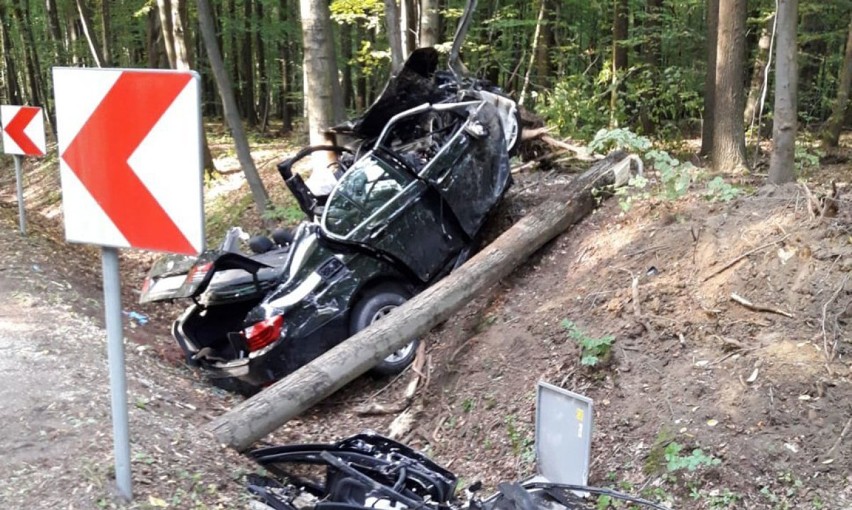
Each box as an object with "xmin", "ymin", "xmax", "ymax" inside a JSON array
[
  {"xmin": 1, "ymin": 105, "xmax": 46, "ymax": 156},
  {"xmin": 54, "ymin": 68, "xmax": 204, "ymax": 255}
]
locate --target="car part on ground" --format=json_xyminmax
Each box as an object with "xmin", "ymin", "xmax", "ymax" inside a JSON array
[{"xmin": 246, "ymin": 433, "xmax": 670, "ymax": 510}]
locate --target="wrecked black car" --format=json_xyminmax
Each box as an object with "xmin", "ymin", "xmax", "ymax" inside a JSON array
[
  {"xmin": 245, "ymin": 433, "xmax": 669, "ymax": 510},
  {"xmin": 140, "ymin": 48, "xmax": 516, "ymax": 395}
]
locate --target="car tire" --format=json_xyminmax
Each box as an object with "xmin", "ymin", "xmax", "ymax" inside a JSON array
[{"xmin": 350, "ymin": 285, "xmax": 419, "ymax": 376}]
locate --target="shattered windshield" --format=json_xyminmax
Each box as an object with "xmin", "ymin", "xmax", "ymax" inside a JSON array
[{"xmin": 322, "ymin": 156, "xmax": 412, "ymax": 238}]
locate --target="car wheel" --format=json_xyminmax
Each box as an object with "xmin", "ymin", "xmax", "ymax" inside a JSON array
[{"xmin": 350, "ymin": 286, "xmax": 419, "ymax": 376}]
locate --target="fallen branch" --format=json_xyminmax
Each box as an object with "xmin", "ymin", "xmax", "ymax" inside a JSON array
[
  {"xmin": 520, "ymin": 126, "xmax": 552, "ymax": 141},
  {"xmin": 730, "ymin": 293, "xmax": 794, "ymax": 318},
  {"xmin": 355, "ymin": 342, "xmax": 428, "ymax": 416},
  {"xmin": 619, "ymin": 269, "xmax": 657, "ymax": 338},
  {"xmin": 819, "ymin": 182, "xmax": 840, "ymax": 221},
  {"xmin": 540, "ymin": 135, "xmax": 600, "ymax": 161},
  {"xmin": 801, "ymin": 182, "xmax": 840, "ymax": 222},
  {"xmin": 702, "ymin": 234, "xmax": 791, "ymax": 282},
  {"xmin": 824, "ymin": 414, "xmax": 852, "ymax": 461},
  {"xmin": 822, "ymin": 274, "xmax": 850, "ymax": 363},
  {"xmin": 510, "ymin": 149, "xmax": 570, "ymax": 174}
]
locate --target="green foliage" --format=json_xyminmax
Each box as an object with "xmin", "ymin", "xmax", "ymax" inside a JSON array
[
  {"xmin": 644, "ymin": 150, "xmax": 695, "ymax": 200},
  {"xmin": 354, "ymin": 40, "xmax": 390, "ymax": 77},
  {"xmin": 330, "ymin": 0, "xmax": 384, "ymax": 27},
  {"xmin": 589, "ymin": 128, "xmax": 696, "ymax": 209},
  {"xmin": 461, "ymin": 397, "xmax": 475, "ymax": 413},
  {"xmin": 589, "ymin": 127, "xmax": 652, "ymax": 153},
  {"xmin": 624, "ymin": 65, "xmax": 704, "ymax": 138},
  {"xmin": 538, "ymin": 74, "xmax": 612, "ymax": 140},
  {"xmin": 614, "ymin": 175, "xmax": 650, "ymax": 212},
  {"xmin": 206, "ymin": 193, "xmax": 255, "ymax": 246},
  {"xmin": 690, "ymin": 488, "xmax": 742, "ymax": 508},
  {"xmin": 704, "ymin": 177, "xmax": 743, "ymax": 202},
  {"xmin": 505, "ymin": 416, "xmax": 535, "ymax": 464},
  {"xmin": 262, "ymin": 202, "xmax": 304, "ymax": 225},
  {"xmin": 664, "ymin": 442, "xmax": 721, "ymax": 473},
  {"xmin": 794, "ymin": 144, "xmax": 822, "ymax": 175},
  {"xmin": 561, "ymin": 319, "xmax": 614, "ymax": 367}
]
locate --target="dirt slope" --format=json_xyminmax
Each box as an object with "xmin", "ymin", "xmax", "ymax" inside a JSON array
[
  {"xmin": 263, "ymin": 178, "xmax": 852, "ymax": 509},
  {"xmin": 2, "ymin": 149, "xmax": 852, "ymax": 509},
  {"xmin": 0, "ymin": 202, "xmax": 257, "ymax": 509}
]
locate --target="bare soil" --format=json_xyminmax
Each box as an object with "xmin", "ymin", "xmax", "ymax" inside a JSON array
[{"xmin": 2, "ymin": 144, "xmax": 851, "ymax": 509}]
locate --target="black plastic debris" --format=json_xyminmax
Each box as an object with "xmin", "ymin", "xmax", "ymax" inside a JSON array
[{"xmin": 245, "ymin": 433, "xmax": 671, "ymax": 510}]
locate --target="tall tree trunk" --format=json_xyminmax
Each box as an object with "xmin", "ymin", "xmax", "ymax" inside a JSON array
[
  {"xmin": 769, "ymin": 0, "xmax": 798, "ymax": 184},
  {"xmin": 355, "ymin": 24, "xmax": 368, "ymax": 110},
  {"xmin": 157, "ymin": 0, "xmax": 177, "ymax": 68},
  {"xmin": 610, "ymin": 0, "xmax": 629, "ymax": 126},
  {"xmin": 482, "ymin": 0, "xmax": 501, "ymax": 87},
  {"xmin": 198, "ymin": 0, "xmax": 270, "ymax": 213},
  {"xmin": 278, "ymin": 0, "xmax": 293, "ymax": 133},
  {"xmin": 640, "ymin": 0, "xmax": 663, "ymax": 135},
  {"xmin": 534, "ymin": 0, "xmax": 553, "ymax": 90},
  {"xmin": 300, "ymin": 0, "xmax": 346, "ymax": 190},
  {"xmin": 101, "ymin": 0, "xmax": 112, "ymax": 66},
  {"xmin": 384, "ymin": 0, "xmax": 404, "ymax": 73},
  {"xmin": 711, "ymin": 0, "xmax": 749, "ymax": 173},
  {"xmin": 45, "ymin": 0, "xmax": 66, "ymax": 61},
  {"xmin": 419, "ymin": 0, "xmax": 440, "ymax": 47},
  {"xmin": 171, "ymin": 0, "xmax": 192, "ymax": 68},
  {"xmin": 0, "ymin": 2, "xmax": 22, "ymax": 104},
  {"xmin": 822, "ymin": 15, "xmax": 852, "ymax": 148},
  {"xmin": 255, "ymin": 0, "xmax": 269, "ymax": 132},
  {"xmin": 146, "ymin": 9, "xmax": 162, "ymax": 68},
  {"xmin": 613, "ymin": 0, "xmax": 629, "ymax": 71},
  {"xmin": 228, "ymin": 0, "xmax": 240, "ymax": 114},
  {"xmin": 68, "ymin": 16, "xmax": 82, "ymax": 64},
  {"xmin": 340, "ymin": 22, "xmax": 354, "ymax": 110},
  {"xmin": 519, "ymin": 0, "xmax": 545, "ymax": 107},
  {"xmin": 74, "ymin": 0, "xmax": 106, "ymax": 67},
  {"xmin": 744, "ymin": 14, "xmax": 774, "ymax": 126},
  {"xmin": 401, "ymin": 0, "xmax": 417, "ymax": 56},
  {"xmin": 12, "ymin": 0, "xmax": 46, "ymax": 107},
  {"xmin": 165, "ymin": 0, "xmax": 217, "ymax": 173},
  {"xmin": 241, "ymin": 0, "xmax": 257, "ymax": 126},
  {"xmin": 701, "ymin": 0, "xmax": 719, "ymax": 157}
]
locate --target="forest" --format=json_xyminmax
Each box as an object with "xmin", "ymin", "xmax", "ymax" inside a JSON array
[
  {"xmin": 0, "ymin": 0, "xmax": 850, "ymax": 185},
  {"xmin": 4, "ymin": 1, "xmax": 852, "ymax": 509}
]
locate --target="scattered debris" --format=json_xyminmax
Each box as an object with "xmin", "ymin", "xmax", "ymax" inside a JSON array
[
  {"xmin": 730, "ymin": 292, "xmax": 795, "ymax": 318},
  {"xmin": 246, "ymin": 433, "xmax": 669, "ymax": 510}
]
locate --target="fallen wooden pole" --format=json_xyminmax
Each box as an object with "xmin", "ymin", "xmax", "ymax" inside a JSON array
[{"xmin": 207, "ymin": 151, "xmax": 631, "ymax": 451}]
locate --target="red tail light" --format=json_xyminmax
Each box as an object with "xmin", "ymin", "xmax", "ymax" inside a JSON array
[
  {"xmin": 185, "ymin": 262, "xmax": 213, "ymax": 285},
  {"xmin": 244, "ymin": 316, "xmax": 284, "ymax": 352}
]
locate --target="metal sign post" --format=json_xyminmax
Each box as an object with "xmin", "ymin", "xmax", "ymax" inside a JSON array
[
  {"xmin": 54, "ymin": 68, "xmax": 204, "ymax": 503},
  {"xmin": 1, "ymin": 105, "xmax": 46, "ymax": 235},
  {"xmin": 101, "ymin": 247, "xmax": 132, "ymax": 500},
  {"xmin": 13, "ymin": 154, "xmax": 26, "ymax": 234}
]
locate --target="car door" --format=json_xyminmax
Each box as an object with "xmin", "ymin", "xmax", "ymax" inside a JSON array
[
  {"xmin": 321, "ymin": 153, "xmax": 465, "ymax": 283},
  {"xmin": 417, "ymin": 101, "xmax": 511, "ymax": 239}
]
